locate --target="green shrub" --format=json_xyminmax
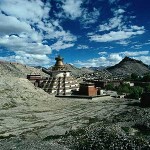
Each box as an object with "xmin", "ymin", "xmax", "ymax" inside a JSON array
[{"xmin": 127, "ymin": 86, "xmax": 143, "ymax": 99}]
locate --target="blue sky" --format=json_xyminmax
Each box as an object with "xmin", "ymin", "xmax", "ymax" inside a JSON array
[{"xmin": 0, "ymin": 0, "xmax": 150, "ymax": 67}]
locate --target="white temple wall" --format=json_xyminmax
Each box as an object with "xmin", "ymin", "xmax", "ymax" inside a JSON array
[{"xmin": 52, "ymin": 72, "xmax": 70, "ymax": 77}]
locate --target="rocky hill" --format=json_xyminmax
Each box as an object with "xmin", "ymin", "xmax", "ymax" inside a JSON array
[
  {"xmin": 107, "ymin": 57, "xmax": 150, "ymax": 76},
  {"xmin": 89, "ymin": 66, "xmax": 107, "ymax": 71},
  {"xmin": 0, "ymin": 60, "xmax": 47, "ymax": 78},
  {"xmin": 65, "ymin": 64, "xmax": 94, "ymax": 76}
]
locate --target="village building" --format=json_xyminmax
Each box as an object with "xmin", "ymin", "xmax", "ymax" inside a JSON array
[{"xmin": 78, "ymin": 82, "xmax": 97, "ymax": 96}]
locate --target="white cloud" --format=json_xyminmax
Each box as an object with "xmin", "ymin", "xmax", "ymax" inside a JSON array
[
  {"xmin": 99, "ymin": 9, "xmax": 125, "ymax": 32},
  {"xmin": 103, "ymin": 46, "xmax": 114, "ymax": 49},
  {"xmin": 81, "ymin": 8, "xmax": 100, "ymax": 27},
  {"xmin": 134, "ymin": 56, "xmax": 150, "ymax": 65},
  {"xmin": 0, "ymin": 53, "xmax": 50, "ymax": 66},
  {"xmin": 143, "ymin": 42, "xmax": 150, "ymax": 45},
  {"xmin": 99, "ymin": 16, "xmax": 123, "ymax": 31},
  {"xmin": 0, "ymin": 13, "xmax": 32, "ymax": 35},
  {"xmin": 0, "ymin": 35, "xmax": 51, "ymax": 55},
  {"xmin": 77, "ymin": 45, "xmax": 89, "ymax": 49},
  {"xmin": 131, "ymin": 44, "xmax": 142, "ymax": 49},
  {"xmin": 50, "ymin": 41, "xmax": 74, "ymax": 51},
  {"xmin": 74, "ymin": 50, "xmax": 150, "ymax": 67},
  {"xmin": 75, "ymin": 54, "xmax": 123, "ymax": 67},
  {"xmin": 62, "ymin": 0, "xmax": 83, "ymax": 20},
  {"xmin": 75, "ymin": 59, "xmax": 100, "ymax": 67},
  {"xmin": 109, "ymin": 53, "xmax": 122, "ymax": 62},
  {"xmin": 131, "ymin": 25, "xmax": 144, "ymax": 31},
  {"xmin": 114, "ymin": 8, "xmax": 125, "ymax": 15},
  {"xmin": 0, "ymin": 0, "xmax": 77, "ymax": 65},
  {"xmin": 89, "ymin": 8, "xmax": 145, "ymax": 43},
  {"xmin": 89, "ymin": 30, "xmax": 145, "ymax": 42},
  {"xmin": 117, "ymin": 40, "xmax": 130, "ymax": 45},
  {"xmin": 98, "ymin": 51, "xmax": 108, "ymax": 55},
  {"xmin": 0, "ymin": 0, "xmax": 47, "ymax": 23},
  {"xmin": 120, "ymin": 51, "xmax": 149, "ymax": 56}
]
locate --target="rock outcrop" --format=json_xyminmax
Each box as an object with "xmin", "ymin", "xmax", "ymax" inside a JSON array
[{"xmin": 107, "ymin": 57, "xmax": 150, "ymax": 76}]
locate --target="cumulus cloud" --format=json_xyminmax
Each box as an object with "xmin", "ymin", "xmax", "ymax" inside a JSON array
[
  {"xmin": 80, "ymin": 8, "xmax": 100, "ymax": 27},
  {"xmin": 89, "ymin": 30, "xmax": 144, "ymax": 42},
  {"xmin": 75, "ymin": 50, "xmax": 150, "ymax": 67},
  {"xmin": 120, "ymin": 51, "xmax": 149, "ymax": 57},
  {"xmin": 0, "ymin": 35, "xmax": 51, "ymax": 55},
  {"xmin": 131, "ymin": 44, "xmax": 142, "ymax": 49},
  {"xmin": 99, "ymin": 16, "xmax": 123, "ymax": 32},
  {"xmin": 0, "ymin": 13, "xmax": 32, "ymax": 35},
  {"xmin": 114, "ymin": 8, "xmax": 125, "ymax": 15},
  {"xmin": 0, "ymin": 0, "xmax": 47, "ymax": 22},
  {"xmin": 75, "ymin": 53, "xmax": 123, "ymax": 67},
  {"xmin": 50, "ymin": 41, "xmax": 75, "ymax": 51},
  {"xmin": 117, "ymin": 40, "xmax": 130, "ymax": 46},
  {"xmin": 109, "ymin": 53, "xmax": 122, "ymax": 62},
  {"xmin": 77, "ymin": 45, "xmax": 89, "ymax": 49},
  {"xmin": 0, "ymin": 0, "xmax": 76, "ymax": 66},
  {"xmin": 98, "ymin": 51, "xmax": 108, "ymax": 55},
  {"xmin": 98, "ymin": 8, "xmax": 125, "ymax": 32},
  {"xmin": 62, "ymin": 0, "xmax": 83, "ymax": 20},
  {"xmin": 0, "ymin": 53, "xmax": 50, "ymax": 66},
  {"xmin": 88, "ymin": 8, "xmax": 145, "ymax": 43},
  {"xmin": 75, "ymin": 59, "xmax": 101, "ymax": 68},
  {"xmin": 134, "ymin": 56, "xmax": 150, "ymax": 65}
]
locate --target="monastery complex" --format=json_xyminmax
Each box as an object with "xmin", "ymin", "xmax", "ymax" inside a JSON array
[{"xmin": 27, "ymin": 55, "xmax": 79, "ymax": 95}]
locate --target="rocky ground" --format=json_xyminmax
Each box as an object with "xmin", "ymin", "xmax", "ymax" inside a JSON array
[{"xmin": 0, "ymin": 61, "xmax": 150, "ymax": 149}]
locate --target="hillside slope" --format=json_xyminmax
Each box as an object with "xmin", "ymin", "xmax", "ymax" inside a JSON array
[
  {"xmin": 107, "ymin": 57, "xmax": 150, "ymax": 76},
  {"xmin": 65, "ymin": 64, "xmax": 94, "ymax": 76},
  {"xmin": 0, "ymin": 61, "xmax": 47, "ymax": 78}
]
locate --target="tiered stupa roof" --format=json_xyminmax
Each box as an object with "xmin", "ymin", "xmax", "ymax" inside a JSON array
[{"xmin": 52, "ymin": 55, "xmax": 66, "ymax": 71}]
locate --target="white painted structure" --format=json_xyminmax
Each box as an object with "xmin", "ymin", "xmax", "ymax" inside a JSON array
[
  {"xmin": 40, "ymin": 55, "xmax": 79, "ymax": 95},
  {"xmin": 52, "ymin": 71, "xmax": 71, "ymax": 78}
]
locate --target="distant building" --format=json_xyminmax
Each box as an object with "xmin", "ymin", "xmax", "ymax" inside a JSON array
[
  {"xmin": 85, "ymin": 79, "xmax": 123, "ymax": 89},
  {"xmin": 124, "ymin": 81, "xmax": 134, "ymax": 87}
]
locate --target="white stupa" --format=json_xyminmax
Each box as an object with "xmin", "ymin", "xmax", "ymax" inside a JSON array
[{"xmin": 40, "ymin": 55, "xmax": 79, "ymax": 95}]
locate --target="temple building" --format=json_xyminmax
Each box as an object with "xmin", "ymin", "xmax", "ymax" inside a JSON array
[
  {"xmin": 39, "ymin": 55, "xmax": 79, "ymax": 95},
  {"xmin": 79, "ymin": 82, "xmax": 97, "ymax": 96}
]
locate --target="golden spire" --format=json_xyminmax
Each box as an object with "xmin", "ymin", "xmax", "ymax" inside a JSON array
[{"xmin": 52, "ymin": 55, "xmax": 65, "ymax": 71}]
